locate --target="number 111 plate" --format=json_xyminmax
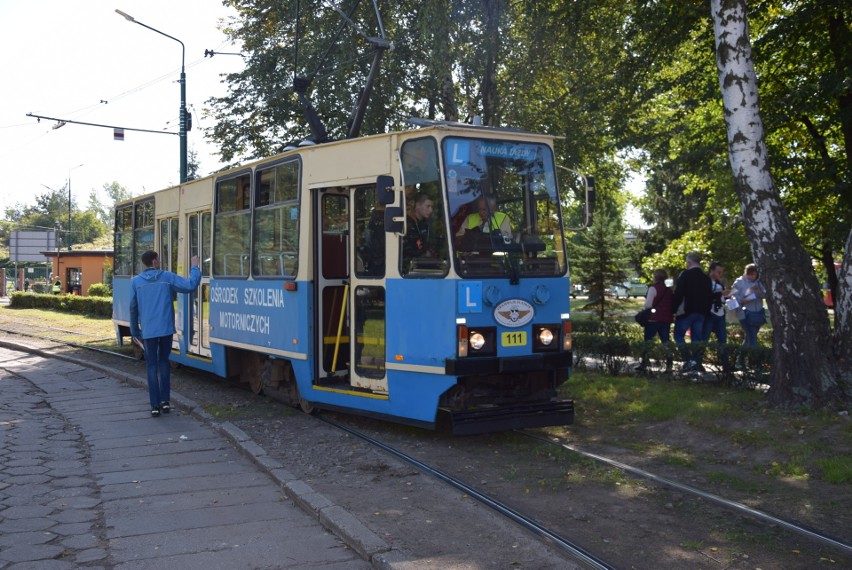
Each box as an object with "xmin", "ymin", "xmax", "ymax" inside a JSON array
[{"xmin": 501, "ymin": 331, "xmax": 527, "ymax": 347}]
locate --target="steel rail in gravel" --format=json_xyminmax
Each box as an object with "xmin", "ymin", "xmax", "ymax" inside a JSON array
[
  {"xmin": 0, "ymin": 327, "xmax": 138, "ymax": 361},
  {"xmin": 521, "ymin": 430, "xmax": 852, "ymax": 555},
  {"xmin": 0, "ymin": 317, "xmax": 112, "ymax": 339},
  {"xmin": 320, "ymin": 416, "xmax": 616, "ymax": 570}
]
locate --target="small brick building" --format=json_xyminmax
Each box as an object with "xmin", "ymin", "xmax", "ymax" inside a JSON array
[{"xmin": 43, "ymin": 250, "xmax": 113, "ymax": 296}]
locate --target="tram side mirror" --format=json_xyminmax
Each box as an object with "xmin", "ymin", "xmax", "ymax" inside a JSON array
[
  {"xmin": 558, "ymin": 168, "xmax": 595, "ymax": 231},
  {"xmin": 376, "ymin": 175, "xmax": 396, "ymax": 205},
  {"xmin": 384, "ymin": 206, "xmax": 404, "ymax": 234}
]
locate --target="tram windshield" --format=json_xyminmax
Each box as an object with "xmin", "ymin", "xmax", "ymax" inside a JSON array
[{"xmin": 442, "ymin": 137, "xmax": 566, "ymax": 278}]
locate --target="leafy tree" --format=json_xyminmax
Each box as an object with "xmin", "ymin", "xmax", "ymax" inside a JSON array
[
  {"xmin": 69, "ymin": 211, "xmax": 107, "ymax": 248},
  {"xmin": 187, "ymin": 147, "xmax": 201, "ymax": 181},
  {"xmin": 208, "ymin": 1, "xmax": 620, "ymax": 175},
  {"xmin": 2, "ymin": 186, "xmax": 108, "ymax": 251},
  {"xmin": 571, "ymin": 213, "xmax": 630, "ymax": 320},
  {"xmin": 605, "ymin": 0, "xmax": 850, "ymax": 406},
  {"xmin": 624, "ymin": 1, "xmax": 851, "ymax": 289},
  {"xmin": 750, "ymin": 0, "xmax": 852, "ymax": 303},
  {"xmin": 210, "ymin": 0, "xmax": 407, "ymax": 163},
  {"xmin": 640, "ymin": 230, "xmax": 710, "ymax": 280},
  {"xmin": 710, "ymin": 0, "xmax": 850, "ymax": 406},
  {"xmin": 3, "ymin": 186, "xmax": 70, "ymax": 248},
  {"xmin": 616, "ymin": 4, "xmax": 753, "ymax": 277},
  {"xmin": 88, "ymin": 182, "xmax": 133, "ymax": 229}
]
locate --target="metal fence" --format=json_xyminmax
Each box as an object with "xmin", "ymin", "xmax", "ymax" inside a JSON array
[{"xmin": 1, "ymin": 264, "xmax": 53, "ymax": 293}]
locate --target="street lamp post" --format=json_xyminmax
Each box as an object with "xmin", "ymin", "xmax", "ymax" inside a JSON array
[
  {"xmin": 68, "ymin": 163, "xmax": 84, "ymax": 250},
  {"xmin": 115, "ymin": 9, "xmax": 187, "ymax": 183}
]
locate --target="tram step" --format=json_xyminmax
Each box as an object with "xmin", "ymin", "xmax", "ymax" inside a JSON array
[{"xmin": 438, "ymin": 400, "xmax": 574, "ymax": 435}]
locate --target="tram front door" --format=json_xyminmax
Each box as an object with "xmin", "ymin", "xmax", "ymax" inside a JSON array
[
  {"xmin": 187, "ymin": 211, "xmax": 212, "ymax": 358},
  {"xmin": 315, "ymin": 186, "xmax": 387, "ymax": 394}
]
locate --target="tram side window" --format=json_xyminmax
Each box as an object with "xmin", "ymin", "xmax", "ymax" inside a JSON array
[
  {"xmin": 133, "ymin": 201, "xmax": 155, "ymax": 275},
  {"xmin": 202, "ymin": 212, "xmax": 212, "ymax": 277},
  {"xmin": 171, "ymin": 218, "xmax": 179, "ymax": 271},
  {"xmin": 114, "ymin": 205, "xmax": 134, "ymax": 276},
  {"xmin": 159, "ymin": 218, "xmax": 178, "ymax": 272},
  {"xmin": 214, "ymin": 174, "xmax": 251, "ymax": 277},
  {"xmin": 253, "ymin": 161, "xmax": 299, "ymax": 278},
  {"xmin": 355, "ymin": 186, "xmax": 385, "ymax": 277},
  {"xmin": 399, "ymin": 137, "xmax": 449, "ymax": 277}
]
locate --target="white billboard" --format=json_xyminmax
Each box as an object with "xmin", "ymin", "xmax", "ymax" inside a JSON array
[{"xmin": 10, "ymin": 231, "xmax": 56, "ymax": 262}]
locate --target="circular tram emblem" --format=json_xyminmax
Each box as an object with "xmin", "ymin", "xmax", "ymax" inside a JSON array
[{"xmin": 494, "ymin": 299, "xmax": 534, "ymax": 328}]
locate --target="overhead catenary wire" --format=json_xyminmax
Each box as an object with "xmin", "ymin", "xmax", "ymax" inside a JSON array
[
  {"xmin": 7, "ymin": 3, "xmax": 421, "ymax": 161},
  {"xmin": 61, "ymin": 50, "xmax": 225, "ymax": 121},
  {"xmin": 292, "ymin": 2, "xmax": 419, "ymax": 86},
  {"xmin": 7, "ymin": 40, "xmax": 238, "ymax": 160},
  {"xmin": 324, "ymin": 0, "xmax": 370, "ymax": 41},
  {"xmin": 305, "ymin": 0, "xmax": 364, "ymax": 83}
]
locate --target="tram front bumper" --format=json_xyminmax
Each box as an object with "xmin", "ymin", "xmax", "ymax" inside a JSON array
[
  {"xmin": 444, "ymin": 351, "xmax": 572, "ymax": 376},
  {"xmin": 438, "ymin": 399, "xmax": 574, "ymax": 435}
]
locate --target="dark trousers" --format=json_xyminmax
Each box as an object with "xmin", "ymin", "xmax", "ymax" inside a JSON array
[
  {"xmin": 703, "ymin": 313, "xmax": 729, "ymax": 368},
  {"xmin": 674, "ymin": 313, "xmax": 705, "ymax": 363},
  {"xmin": 643, "ymin": 321, "xmax": 671, "ymax": 343},
  {"xmin": 143, "ymin": 335, "xmax": 173, "ymax": 410},
  {"xmin": 640, "ymin": 322, "xmax": 673, "ymax": 370},
  {"xmin": 740, "ymin": 317, "xmax": 762, "ymax": 347}
]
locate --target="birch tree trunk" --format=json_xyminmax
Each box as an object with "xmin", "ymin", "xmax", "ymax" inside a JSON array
[
  {"xmin": 835, "ymin": 227, "xmax": 852, "ymax": 382},
  {"xmin": 710, "ymin": 0, "xmax": 849, "ymax": 406}
]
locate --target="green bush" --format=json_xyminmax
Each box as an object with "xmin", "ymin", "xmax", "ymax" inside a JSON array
[
  {"xmin": 87, "ymin": 282, "xmax": 112, "ymax": 297},
  {"xmin": 573, "ymin": 331, "xmax": 633, "ymax": 375},
  {"xmin": 572, "ymin": 318, "xmax": 773, "ymax": 383},
  {"xmin": 572, "ymin": 319, "xmax": 602, "ymax": 333},
  {"xmin": 9, "ymin": 291, "xmax": 113, "ymax": 318}
]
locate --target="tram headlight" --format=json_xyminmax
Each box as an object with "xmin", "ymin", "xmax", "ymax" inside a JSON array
[
  {"xmin": 457, "ymin": 326, "xmax": 496, "ymax": 357},
  {"xmin": 468, "ymin": 328, "xmax": 495, "ymax": 356},
  {"xmin": 532, "ymin": 324, "xmax": 560, "ymax": 353},
  {"xmin": 470, "ymin": 332, "xmax": 486, "ymax": 351}
]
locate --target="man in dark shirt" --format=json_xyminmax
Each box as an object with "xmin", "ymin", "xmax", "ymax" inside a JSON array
[
  {"xmin": 671, "ymin": 252, "xmax": 712, "ymax": 372},
  {"xmin": 403, "ymin": 192, "xmax": 437, "ymax": 258}
]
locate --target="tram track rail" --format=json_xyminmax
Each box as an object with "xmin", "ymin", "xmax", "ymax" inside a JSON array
[
  {"xmin": 314, "ymin": 409, "xmax": 852, "ymax": 566},
  {"xmin": 519, "ymin": 430, "xmax": 852, "ymax": 556},
  {"xmin": 318, "ymin": 415, "xmax": 617, "ymax": 570},
  {"xmin": 0, "ymin": 325, "xmax": 138, "ymax": 361},
  {"xmin": 0, "ymin": 314, "xmax": 116, "ymax": 340}
]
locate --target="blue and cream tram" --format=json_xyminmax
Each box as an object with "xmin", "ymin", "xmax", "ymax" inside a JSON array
[{"xmin": 112, "ymin": 121, "xmax": 587, "ymax": 433}]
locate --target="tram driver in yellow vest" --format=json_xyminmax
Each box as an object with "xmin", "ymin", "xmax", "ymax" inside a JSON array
[{"xmin": 456, "ymin": 195, "xmax": 512, "ymax": 240}]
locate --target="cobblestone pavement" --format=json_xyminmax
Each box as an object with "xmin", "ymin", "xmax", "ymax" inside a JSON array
[
  {"xmin": 0, "ymin": 347, "xmax": 372, "ymax": 569},
  {"xmin": 0, "ymin": 367, "xmax": 107, "ymax": 568}
]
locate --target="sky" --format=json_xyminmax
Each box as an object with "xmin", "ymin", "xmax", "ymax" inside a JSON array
[{"xmin": 0, "ymin": 0, "xmax": 245, "ymax": 217}]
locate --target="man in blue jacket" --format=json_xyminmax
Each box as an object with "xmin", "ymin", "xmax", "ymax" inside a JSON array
[{"xmin": 130, "ymin": 250, "xmax": 201, "ymax": 417}]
